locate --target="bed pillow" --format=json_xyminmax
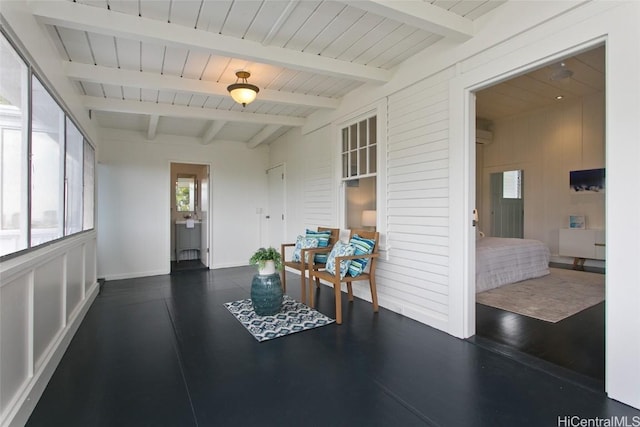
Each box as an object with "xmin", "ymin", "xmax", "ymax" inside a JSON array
[
  {"xmin": 325, "ymin": 240, "xmax": 356, "ymax": 279},
  {"xmin": 306, "ymin": 229, "xmax": 332, "ymax": 264},
  {"xmin": 348, "ymin": 234, "xmax": 376, "ymax": 277},
  {"xmin": 291, "ymin": 235, "xmax": 319, "ymax": 263}
]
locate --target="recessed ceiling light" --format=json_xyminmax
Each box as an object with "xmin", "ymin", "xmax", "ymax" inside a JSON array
[{"xmin": 556, "ymin": 95, "xmax": 564, "ymax": 100}]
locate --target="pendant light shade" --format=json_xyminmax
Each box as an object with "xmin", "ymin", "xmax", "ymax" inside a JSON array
[{"xmin": 227, "ymin": 71, "xmax": 259, "ymax": 107}]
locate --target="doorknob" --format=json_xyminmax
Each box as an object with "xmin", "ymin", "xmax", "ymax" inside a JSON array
[{"xmin": 265, "ymin": 215, "xmax": 270, "ymax": 219}]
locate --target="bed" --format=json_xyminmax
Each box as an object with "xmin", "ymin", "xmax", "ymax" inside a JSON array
[{"xmin": 476, "ymin": 237, "xmax": 550, "ymax": 293}]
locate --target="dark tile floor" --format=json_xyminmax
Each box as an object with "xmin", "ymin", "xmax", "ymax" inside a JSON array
[{"xmin": 27, "ymin": 267, "xmax": 638, "ymax": 426}]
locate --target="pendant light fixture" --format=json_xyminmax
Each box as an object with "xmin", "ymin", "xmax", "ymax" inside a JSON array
[{"xmin": 227, "ymin": 71, "xmax": 259, "ymax": 107}]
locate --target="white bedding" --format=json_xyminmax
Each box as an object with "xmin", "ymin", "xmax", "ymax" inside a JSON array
[{"xmin": 476, "ymin": 237, "xmax": 550, "ymax": 292}]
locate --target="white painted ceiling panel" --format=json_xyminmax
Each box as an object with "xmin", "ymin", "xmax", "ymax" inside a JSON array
[
  {"xmin": 219, "ymin": 1, "xmax": 264, "ymax": 39},
  {"xmin": 36, "ymin": 0, "xmax": 508, "ymax": 145},
  {"xmin": 141, "ymin": 43, "xmax": 165, "ymax": 74},
  {"xmin": 107, "ymin": 0, "xmax": 139, "ymax": 16},
  {"xmin": 196, "ymin": 0, "xmax": 233, "ymax": 33},
  {"xmin": 268, "ymin": 1, "xmax": 323, "ymax": 48},
  {"xmin": 139, "ymin": 0, "xmax": 171, "ymax": 22},
  {"xmin": 243, "ymin": 1, "xmax": 294, "ymax": 43},
  {"xmin": 87, "ymin": 33, "xmax": 118, "ymax": 68},
  {"xmin": 216, "ymin": 122, "xmax": 265, "ymax": 141},
  {"xmin": 157, "ymin": 116, "xmax": 209, "ymax": 138},
  {"xmin": 56, "ymin": 27, "xmax": 92, "ymax": 63},
  {"xmin": 102, "ymin": 83, "xmax": 121, "ymax": 99},
  {"xmin": 93, "ymin": 111, "xmax": 149, "ymax": 131},
  {"xmin": 115, "ymin": 38, "xmax": 141, "ymax": 71},
  {"xmin": 166, "ymin": 1, "xmax": 202, "ymax": 28},
  {"xmin": 182, "ymin": 51, "xmax": 212, "ymax": 80}
]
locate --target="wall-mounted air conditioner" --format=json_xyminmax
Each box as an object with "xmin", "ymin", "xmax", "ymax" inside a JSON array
[{"xmin": 476, "ymin": 129, "xmax": 493, "ymax": 145}]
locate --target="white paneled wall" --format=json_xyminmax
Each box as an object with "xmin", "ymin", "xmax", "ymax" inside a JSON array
[
  {"xmin": 0, "ymin": 232, "xmax": 98, "ymax": 427},
  {"xmin": 378, "ymin": 67, "xmax": 455, "ymax": 329}
]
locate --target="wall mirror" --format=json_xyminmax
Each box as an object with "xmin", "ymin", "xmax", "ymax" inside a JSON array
[{"xmin": 176, "ymin": 174, "xmax": 198, "ymax": 212}]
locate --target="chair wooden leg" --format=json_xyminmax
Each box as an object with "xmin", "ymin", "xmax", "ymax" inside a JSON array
[
  {"xmin": 346, "ymin": 283, "xmax": 354, "ymax": 301},
  {"xmin": 369, "ymin": 277, "xmax": 379, "ymax": 312},
  {"xmin": 308, "ymin": 277, "xmax": 315, "ymax": 308},
  {"xmin": 300, "ymin": 269, "xmax": 307, "ymax": 304},
  {"xmin": 333, "ymin": 279, "xmax": 342, "ymax": 324},
  {"xmin": 281, "ymin": 269, "xmax": 287, "ymax": 293}
]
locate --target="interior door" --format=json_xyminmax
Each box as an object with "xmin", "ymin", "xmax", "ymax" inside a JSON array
[
  {"xmin": 199, "ymin": 167, "xmax": 210, "ymax": 267},
  {"xmin": 490, "ymin": 170, "xmax": 524, "ymax": 238},
  {"xmin": 267, "ymin": 165, "xmax": 285, "ymax": 250}
]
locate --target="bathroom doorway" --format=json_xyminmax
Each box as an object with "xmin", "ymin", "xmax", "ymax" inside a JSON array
[{"xmin": 170, "ymin": 162, "xmax": 210, "ymax": 273}]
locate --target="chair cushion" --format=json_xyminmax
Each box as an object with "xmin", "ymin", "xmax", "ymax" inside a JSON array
[
  {"xmin": 325, "ymin": 240, "xmax": 356, "ymax": 279},
  {"xmin": 347, "ymin": 234, "xmax": 376, "ymax": 277},
  {"xmin": 306, "ymin": 229, "xmax": 332, "ymax": 263},
  {"xmin": 291, "ymin": 235, "xmax": 319, "ymax": 263}
]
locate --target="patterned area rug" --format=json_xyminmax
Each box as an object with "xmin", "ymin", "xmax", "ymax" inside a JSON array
[
  {"xmin": 224, "ymin": 295, "xmax": 335, "ymax": 342},
  {"xmin": 476, "ymin": 268, "xmax": 605, "ymax": 323}
]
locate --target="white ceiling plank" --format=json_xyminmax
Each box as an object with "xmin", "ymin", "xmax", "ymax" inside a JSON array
[
  {"xmin": 64, "ymin": 62, "xmax": 340, "ymax": 109},
  {"xmin": 147, "ymin": 114, "xmax": 160, "ymax": 140},
  {"xmin": 81, "ymin": 96, "xmax": 306, "ymax": 127},
  {"xmin": 247, "ymin": 125, "xmax": 282, "ymax": 149},
  {"xmin": 202, "ymin": 120, "xmax": 227, "ymax": 145},
  {"xmin": 256, "ymin": 1, "xmax": 296, "ymax": 45},
  {"xmin": 345, "ymin": 0, "xmax": 474, "ymax": 41},
  {"xmin": 32, "ymin": 1, "xmax": 392, "ymax": 83}
]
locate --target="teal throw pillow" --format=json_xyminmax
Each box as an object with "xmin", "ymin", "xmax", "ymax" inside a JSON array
[
  {"xmin": 347, "ymin": 234, "xmax": 376, "ymax": 277},
  {"xmin": 325, "ymin": 240, "xmax": 356, "ymax": 279},
  {"xmin": 305, "ymin": 229, "xmax": 332, "ymax": 264}
]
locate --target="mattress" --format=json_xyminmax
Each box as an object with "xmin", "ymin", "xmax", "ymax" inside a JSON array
[{"xmin": 476, "ymin": 237, "xmax": 550, "ymax": 292}]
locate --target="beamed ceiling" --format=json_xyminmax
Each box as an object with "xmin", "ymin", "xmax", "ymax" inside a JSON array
[
  {"xmin": 19, "ymin": 1, "xmax": 605, "ymax": 147},
  {"xmin": 24, "ymin": 0, "xmax": 507, "ymax": 146}
]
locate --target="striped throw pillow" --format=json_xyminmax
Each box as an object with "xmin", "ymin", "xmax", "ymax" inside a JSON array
[
  {"xmin": 347, "ymin": 234, "xmax": 376, "ymax": 277},
  {"xmin": 305, "ymin": 229, "xmax": 332, "ymax": 264}
]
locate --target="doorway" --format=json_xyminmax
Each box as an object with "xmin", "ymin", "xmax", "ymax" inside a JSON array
[
  {"xmin": 490, "ymin": 170, "xmax": 524, "ymax": 238},
  {"xmin": 170, "ymin": 162, "xmax": 210, "ymax": 273},
  {"xmin": 266, "ymin": 165, "xmax": 285, "ymax": 250},
  {"xmin": 473, "ymin": 45, "xmax": 606, "ymax": 385}
]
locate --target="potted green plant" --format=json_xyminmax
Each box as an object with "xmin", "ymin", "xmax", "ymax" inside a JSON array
[{"xmin": 249, "ymin": 247, "xmax": 283, "ymax": 276}]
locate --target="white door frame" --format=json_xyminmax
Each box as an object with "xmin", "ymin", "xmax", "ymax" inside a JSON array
[
  {"xmin": 448, "ymin": 37, "xmax": 607, "ymax": 339},
  {"xmin": 168, "ymin": 160, "xmax": 213, "ymax": 268}
]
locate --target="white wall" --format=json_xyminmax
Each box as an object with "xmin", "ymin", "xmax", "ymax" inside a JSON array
[
  {"xmin": 0, "ymin": 232, "xmax": 98, "ymax": 427},
  {"xmin": 0, "ymin": 4, "xmax": 101, "ymax": 426},
  {"xmin": 479, "ymin": 92, "xmax": 605, "ymax": 260},
  {"xmin": 269, "ymin": 125, "xmax": 338, "ymax": 241},
  {"xmin": 97, "ymin": 131, "xmax": 269, "ymax": 279},
  {"xmin": 271, "ymin": 1, "xmax": 640, "ymax": 410}
]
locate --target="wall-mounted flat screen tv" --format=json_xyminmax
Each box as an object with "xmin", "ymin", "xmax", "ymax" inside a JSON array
[{"xmin": 570, "ymin": 168, "xmax": 605, "ymax": 192}]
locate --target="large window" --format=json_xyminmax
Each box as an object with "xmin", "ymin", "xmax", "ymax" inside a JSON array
[
  {"xmin": 341, "ymin": 115, "xmax": 377, "ymax": 230},
  {"xmin": 0, "ymin": 32, "xmax": 95, "ymax": 258},
  {"xmin": 66, "ymin": 118, "xmax": 84, "ymax": 235}
]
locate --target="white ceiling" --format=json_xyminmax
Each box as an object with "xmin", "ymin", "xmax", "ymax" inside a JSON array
[
  {"xmin": 29, "ymin": 0, "xmax": 505, "ymax": 146},
  {"xmin": 476, "ymin": 45, "xmax": 605, "ymax": 122}
]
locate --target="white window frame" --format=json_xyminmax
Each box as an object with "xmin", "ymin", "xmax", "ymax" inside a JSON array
[{"xmin": 335, "ymin": 100, "xmax": 388, "ymax": 251}]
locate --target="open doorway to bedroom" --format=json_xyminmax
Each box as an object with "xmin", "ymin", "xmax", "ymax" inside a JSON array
[
  {"xmin": 170, "ymin": 162, "xmax": 210, "ymax": 274},
  {"xmin": 472, "ymin": 45, "xmax": 606, "ymax": 387}
]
